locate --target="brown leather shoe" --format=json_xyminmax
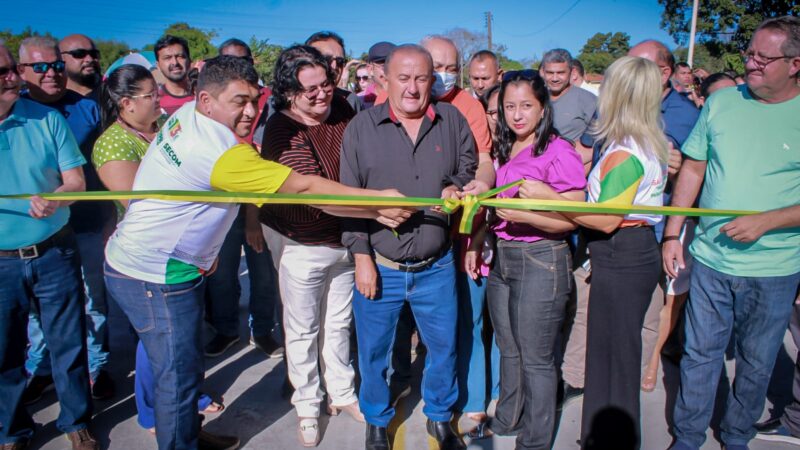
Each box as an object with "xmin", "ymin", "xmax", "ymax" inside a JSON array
[
  {"xmin": 65, "ymin": 429, "xmax": 99, "ymax": 450},
  {"xmin": 2, "ymin": 439, "xmax": 30, "ymax": 450}
]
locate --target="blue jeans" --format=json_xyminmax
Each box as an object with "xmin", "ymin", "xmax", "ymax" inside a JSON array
[
  {"xmin": 487, "ymin": 239, "xmax": 572, "ymax": 449},
  {"xmin": 134, "ymin": 341, "xmax": 213, "ymax": 430},
  {"xmin": 673, "ymin": 261, "xmax": 800, "ymax": 449},
  {"xmin": 104, "ymin": 263, "xmax": 205, "ymax": 450},
  {"xmin": 27, "ymin": 231, "xmax": 109, "ymax": 377},
  {"xmin": 206, "ymin": 213, "xmax": 280, "ymax": 337},
  {"xmin": 0, "ymin": 229, "xmax": 92, "ymax": 444},
  {"xmin": 354, "ymin": 249, "xmax": 458, "ymax": 427},
  {"xmin": 456, "ymin": 271, "xmax": 500, "ymax": 413}
]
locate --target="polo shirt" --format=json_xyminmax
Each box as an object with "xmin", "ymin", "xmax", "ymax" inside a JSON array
[
  {"xmin": 439, "ymin": 87, "xmax": 492, "ymax": 154},
  {"xmin": 340, "ymin": 101, "xmax": 477, "ymax": 261},
  {"xmin": 661, "ymin": 87, "xmax": 700, "ymax": 149},
  {"xmin": 23, "ymin": 90, "xmax": 111, "ymax": 233},
  {"xmin": 0, "ymin": 98, "xmax": 85, "ymax": 248},
  {"xmin": 105, "ymin": 102, "xmax": 291, "ymax": 284},
  {"xmin": 683, "ymin": 85, "xmax": 800, "ymax": 277}
]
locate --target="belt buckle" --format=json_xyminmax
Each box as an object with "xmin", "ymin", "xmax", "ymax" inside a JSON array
[{"xmin": 18, "ymin": 245, "xmax": 39, "ymax": 259}]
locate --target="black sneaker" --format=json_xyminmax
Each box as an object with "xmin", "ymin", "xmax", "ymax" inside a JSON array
[
  {"xmin": 198, "ymin": 429, "xmax": 240, "ymax": 450},
  {"xmin": 250, "ymin": 334, "xmax": 284, "ymax": 358},
  {"xmin": 90, "ymin": 370, "xmax": 115, "ymax": 400},
  {"xmin": 557, "ymin": 383, "xmax": 584, "ymax": 410},
  {"xmin": 204, "ymin": 334, "xmax": 240, "ymax": 358},
  {"xmin": 754, "ymin": 417, "xmax": 800, "ymax": 445},
  {"xmin": 22, "ymin": 374, "xmax": 54, "ymax": 405}
]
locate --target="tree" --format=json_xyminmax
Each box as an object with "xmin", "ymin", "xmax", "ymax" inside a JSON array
[
  {"xmin": 95, "ymin": 39, "xmax": 131, "ymax": 72},
  {"xmin": 0, "ymin": 27, "xmax": 56, "ymax": 59},
  {"xmin": 248, "ymin": 36, "xmax": 282, "ymax": 85},
  {"xmin": 440, "ymin": 28, "xmax": 526, "ymax": 85},
  {"xmin": 147, "ymin": 22, "xmax": 218, "ymax": 61},
  {"xmin": 658, "ymin": 0, "xmax": 799, "ymax": 52},
  {"xmin": 577, "ymin": 32, "xmax": 631, "ymax": 73}
]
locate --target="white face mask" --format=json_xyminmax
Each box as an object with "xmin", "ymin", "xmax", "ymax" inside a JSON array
[{"xmin": 431, "ymin": 71, "xmax": 457, "ymax": 98}]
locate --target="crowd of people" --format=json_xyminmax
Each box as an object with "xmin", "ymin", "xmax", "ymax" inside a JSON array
[{"xmin": 0, "ymin": 14, "xmax": 798, "ymax": 450}]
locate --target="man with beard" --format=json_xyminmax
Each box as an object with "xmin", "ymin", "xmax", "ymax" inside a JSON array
[
  {"xmin": 59, "ymin": 34, "xmax": 101, "ymax": 98},
  {"xmin": 155, "ymin": 35, "xmax": 193, "ymax": 116}
]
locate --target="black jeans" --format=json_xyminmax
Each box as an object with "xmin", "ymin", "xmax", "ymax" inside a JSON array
[
  {"xmin": 580, "ymin": 227, "xmax": 661, "ymax": 449},
  {"xmin": 487, "ymin": 239, "xmax": 572, "ymax": 449}
]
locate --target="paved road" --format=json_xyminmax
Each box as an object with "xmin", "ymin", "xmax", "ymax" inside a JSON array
[{"xmin": 28, "ymin": 265, "xmax": 799, "ymax": 450}]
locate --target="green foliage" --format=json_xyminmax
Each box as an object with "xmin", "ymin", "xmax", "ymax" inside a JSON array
[
  {"xmin": 577, "ymin": 32, "xmax": 631, "ymax": 73},
  {"xmin": 149, "ymin": 22, "xmax": 218, "ymax": 61},
  {"xmin": 0, "ymin": 27, "xmax": 55, "ymax": 59},
  {"xmin": 673, "ymin": 43, "xmax": 744, "ymax": 74},
  {"xmin": 658, "ymin": 0, "xmax": 800, "ymax": 52},
  {"xmin": 95, "ymin": 39, "xmax": 131, "ymax": 72},
  {"xmin": 248, "ymin": 36, "xmax": 283, "ymax": 85},
  {"xmin": 498, "ymin": 54, "xmax": 524, "ymax": 71}
]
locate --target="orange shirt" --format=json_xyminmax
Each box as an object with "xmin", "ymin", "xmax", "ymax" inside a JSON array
[
  {"xmin": 374, "ymin": 89, "xmax": 388, "ymax": 106},
  {"xmin": 439, "ymin": 87, "xmax": 492, "ymax": 154}
]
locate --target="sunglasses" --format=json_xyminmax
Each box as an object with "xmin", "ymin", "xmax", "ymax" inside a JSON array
[
  {"xmin": 325, "ymin": 55, "xmax": 346, "ymax": 67},
  {"xmin": 503, "ymin": 69, "xmax": 539, "ymax": 82},
  {"xmin": 18, "ymin": 60, "xmax": 66, "ymax": 74},
  {"xmin": 0, "ymin": 64, "xmax": 17, "ymax": 78},
  {"xmin": 356, "ymin": 75, "xmax": 370, "ymax": 82},
  {"xmin": 61, "ymin": 48, "xmax": 100, "ymax": 59}
]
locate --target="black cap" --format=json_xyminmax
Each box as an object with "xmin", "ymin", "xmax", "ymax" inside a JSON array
[{"xmin": 367, "ymin": 41, "xmax": 396, "ymax": 63}]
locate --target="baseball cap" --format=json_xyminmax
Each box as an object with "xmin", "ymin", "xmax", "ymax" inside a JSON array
[{"xmin": 367, "ymin": 41, "xmax": 396, "ymax": 64}]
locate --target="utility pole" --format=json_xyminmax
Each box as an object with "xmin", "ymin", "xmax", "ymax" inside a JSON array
[
  {"xmin": 485, "ymin": 11, "xmax": 493, "ymax": 51},
  {"xmin": 687, "ymin": 0, "xmax": 699, "ymax": 66}
]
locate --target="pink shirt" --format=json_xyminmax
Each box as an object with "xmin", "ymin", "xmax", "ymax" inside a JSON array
[{"xmin": 492, "ymin": 136, "xmax": 586, "ymax": 242}]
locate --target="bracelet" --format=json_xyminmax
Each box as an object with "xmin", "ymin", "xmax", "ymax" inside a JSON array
[{"xmin": 662, "ymin": 235, "xmax": 680, "ymax": 243}]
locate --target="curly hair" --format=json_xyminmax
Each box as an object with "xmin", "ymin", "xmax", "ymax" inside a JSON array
[{"xmin": 271, "ymin": 45, "xmax": 335, "ymax": 112}]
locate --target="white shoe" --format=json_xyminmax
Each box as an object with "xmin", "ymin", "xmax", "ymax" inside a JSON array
[{"xmin": 297, "ymin": 417, "xmax": 320, "ymax": 447}]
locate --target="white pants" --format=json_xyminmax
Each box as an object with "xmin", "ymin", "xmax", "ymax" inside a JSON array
[{"xmin": 263, "ymin": 226, "xmax": 357, "ymax": 417}]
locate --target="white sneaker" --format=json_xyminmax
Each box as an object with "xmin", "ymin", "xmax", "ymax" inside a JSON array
[{"xmin": 297, "ymin": 418, "xmax": 320, "ymax": 447}]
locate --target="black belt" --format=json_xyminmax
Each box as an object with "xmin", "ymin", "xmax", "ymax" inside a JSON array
[
  {"xmin": 374, "ymin": 246, "xmax": 450, "ymax": 273},
  {"xmin": 0, "ymin": 226, "xmax": 71, "ymax": 259}
]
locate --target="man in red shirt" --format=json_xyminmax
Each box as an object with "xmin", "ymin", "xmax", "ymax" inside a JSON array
[{"xmin": 155, "ymin": 35, "xmax": 193, "ymax": 116}]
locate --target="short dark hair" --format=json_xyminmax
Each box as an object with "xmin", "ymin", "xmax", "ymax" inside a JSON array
[
  {"xmin": 218, "ymin": 38, "xmax": 252, "ymax": 58},
  {"xmin": 675, "ymin": 62, "xmax": 691, "ymax": 70},
  {"xmin": 478, "ymin": 83, "xmax": 501, "ymax": 110},
  {"xmin": 305, "ymin": 31, "xmax": 345, "ymax": 51},
  {"xmin": 154, "ymin": 35, "xmax": 190, "ymax": 61},
  {"xmin": 470, "ymin": 50, "xmax": 498, "ymax": 67},
  {"xmin": 197, "ymin": 55, "xmax": 259, "ymax": 96},
  {"xmin": 699, "ymin": 72, "xmax": 735, "ymax": 99},
  {"xmin": 271, "ymin": 45, "xmax": 335, "ymax": 111},
  {"xmin": 572, "ymin": 59, "xmax": 585, "ymax": 77},
  {"xmin": 494, "ymin": 71, "xmax": 558, "ymax": 163}
]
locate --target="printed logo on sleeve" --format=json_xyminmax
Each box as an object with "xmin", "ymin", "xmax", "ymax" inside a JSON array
[{"xmin": 168, "ymin": 117, "xmax": 182, "ymax": 139}]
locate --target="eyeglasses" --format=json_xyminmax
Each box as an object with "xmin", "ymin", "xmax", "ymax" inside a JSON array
[
  {"xmin": 61, "ymin": 48, "xmax": 100, "ymax": 59},
  {"xmin": 502, "ymin": 69, "xmax": 538, "ymax": 82},
  {"xmin": 356, "ymin": 75, "xmax": 370, "ymax": 82},
  {"xmin": 742, "ymin": 50, "xmax": 792, "ymax": 70},
  {"xmin": 129, "ymin": 91, "xmax": 159, "ymax": 101},
  {"xmin": 18, "ymin": 61, "xmax": 66, "ymax": 74},
  {"xmin": 0, "ymin": 64, "xmax": 17, "ymax": 78},
  {"xmin": 300, "ymin": 80, "xmax": 334, "ymax": 98},
  {"xmin": 325, "ymin": 55, "xmax": 346, "ymax": 68}
]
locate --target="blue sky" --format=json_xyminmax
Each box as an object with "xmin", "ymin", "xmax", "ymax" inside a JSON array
[{"xmin": 5, "ymin": 0, "xmax": 678, "ymax": 61}]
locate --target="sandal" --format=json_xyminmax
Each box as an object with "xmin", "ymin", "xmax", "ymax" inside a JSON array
[
  {"xmin": 467, "ymin": 422, "xmax": 494, "ymax": 440},
  {"xmin": 464, "ymin": 412, "xmax": 487, "ymax": 423},
  {"xmin": 202, "ymin": 400, "xmax": 225, "ymax": 414},
  {"xmin": 298, "ymin": 417, "xmax": 320, "ymax": 447}
]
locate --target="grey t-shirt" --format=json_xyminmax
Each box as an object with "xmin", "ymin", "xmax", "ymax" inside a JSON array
[{"xmin": 551, "ymin": 85, "xmax": 597, "ymax": 142}]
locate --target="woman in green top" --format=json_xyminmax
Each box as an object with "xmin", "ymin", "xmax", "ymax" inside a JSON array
[{"xmin": 93, "ymin": 64, "xmax": 228, "ymax": 440}]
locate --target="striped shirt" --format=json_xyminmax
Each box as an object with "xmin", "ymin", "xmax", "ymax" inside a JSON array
[{"xmin": 259, "ymin": 95, "xmax": 355, "ymax": 246}]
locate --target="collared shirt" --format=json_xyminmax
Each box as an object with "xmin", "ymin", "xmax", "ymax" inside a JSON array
[
  {"xmin": 340, "ymin": 101, "xmax": 477, "ymax": 261},
  {"xmin": 661, "ymin": 87, "xmax": 700, "ymax": 149},
  {"xmin": 23, "ymin": 89, "xmax": 111, "ymax": 233},
  {"xmin": 0, "ymin": 98, "xmax": 85, "ymax": 248}
]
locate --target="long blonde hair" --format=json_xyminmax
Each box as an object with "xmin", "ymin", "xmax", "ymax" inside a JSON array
[{"xmin": 593, "ymin": 56, "xmax": 669, "ymax": 162}]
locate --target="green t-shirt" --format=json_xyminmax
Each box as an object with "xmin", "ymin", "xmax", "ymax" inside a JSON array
[
  {"xmin": 92, "ymin": 122, "xmax": 149, "ymax": 168},
  {"xmin": 682, "ymin": 85, "xmax": 800, "ymax": 277}
]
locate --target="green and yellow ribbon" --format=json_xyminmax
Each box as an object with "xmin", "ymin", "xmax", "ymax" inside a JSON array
[{"xmin": 0, "ymin": 186, "xmax": 758, "ymax": 235}]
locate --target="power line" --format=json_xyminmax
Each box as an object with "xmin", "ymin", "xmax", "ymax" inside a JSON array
[{"xmin": 511, "ymin": 0, "xmax": 583, "ymax": 37}]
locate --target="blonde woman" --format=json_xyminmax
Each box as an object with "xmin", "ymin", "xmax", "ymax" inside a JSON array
[{"xmin": 519, "ymin": 56, "xmax": 668, "ymax": 448}]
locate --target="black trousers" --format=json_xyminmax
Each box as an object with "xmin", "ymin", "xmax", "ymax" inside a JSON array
[{"xmin": 580, "ymin": 227, "xmax": 661, "ymax": 450}]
